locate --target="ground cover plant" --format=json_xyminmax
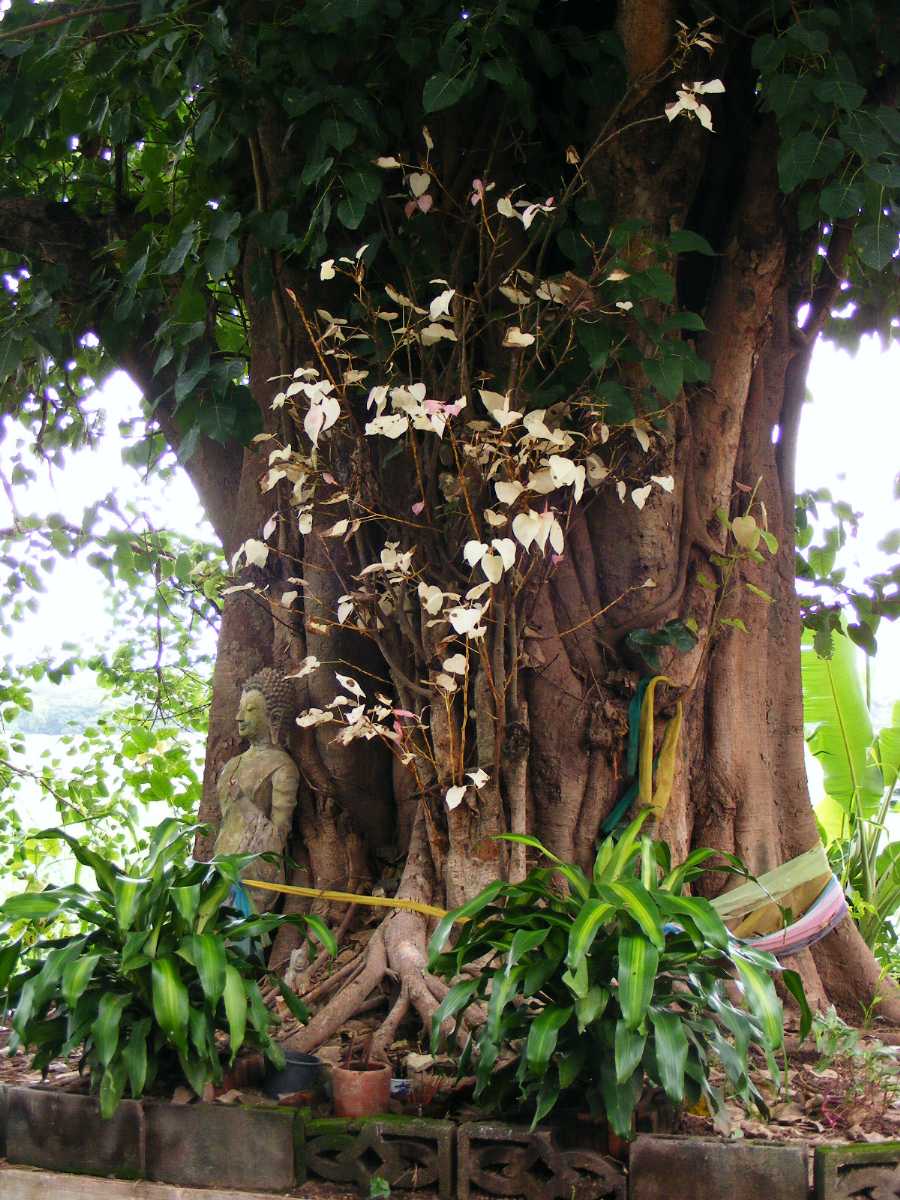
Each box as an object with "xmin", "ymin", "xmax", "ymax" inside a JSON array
[
  {"xmin": 427, "ymin": 814, "xmax": 810, "ymax": 1138},
  {"xmin": 0, "ymin": 818, "xmax": 335, "ymax": 1114}
]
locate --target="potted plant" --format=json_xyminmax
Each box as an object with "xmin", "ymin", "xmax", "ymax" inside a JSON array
[
  {"xmin": 428, "ymin": 813, "xmax": 810, "ymax": 1140},
  {"xmin": 331, "ymin": 1032, "xmax": 392, "ymax": 1117},
  {"xmin": 0, "ymin": 818, "xmax": 335, "ymax": 1115}
]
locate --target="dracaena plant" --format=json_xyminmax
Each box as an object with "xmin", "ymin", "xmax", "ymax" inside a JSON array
[
  {"xmin": 0, "ymin": 819, "xmax": 335, "ymax": 1116},
  {"xmin": 427, "ymin": 813, "xmax": 811, "ymax": 1138}
]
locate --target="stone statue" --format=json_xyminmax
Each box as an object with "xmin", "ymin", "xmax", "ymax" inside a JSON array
[{"xmin": 213, "ymin": 668, "xmax": 300, "ymax": 913}]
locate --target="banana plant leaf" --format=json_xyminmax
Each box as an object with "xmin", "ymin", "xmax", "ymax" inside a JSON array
[{"xmin": 801, "ymin": 630, "xmax": 883, "ymax": 817}]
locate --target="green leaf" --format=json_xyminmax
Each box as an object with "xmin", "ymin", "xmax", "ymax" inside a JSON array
[
  {"xmin": 617, "ymin": 934, "xmax": 658, "ymax": 1029},
  {"xmin": 205, "ymin": 237, "xmax": 239, "ymax": 280},
  {"xmin": 170, "ymin": 884, "xmax": 202, "ymax": 927},
  {"xmin": 30, "ymin": 829, "xmax": 118, "ymax": 893},
  {"xmin": 668, "ymin": 230, "xmax": 714, "ymax": 256},
  {"xmin": 649, "ymin": 1008, "xmax": 689, "ymax": 1102},
  {"xmin": 655, "ymin": 892, "xmax": 728, "ymax": 950},
  {"xmin": 223, "ymin": 964, "xmax": 247, "ymax": 1062},
  {"xmin": 184, "ymin": 933, "xmax": 226, "ymax": 1008},
  {"xmin": 430, "ymin": 977, "xmax": 481, "ymax": 1049},
  {"xmin": 814, "ymin": 78, "xmax": 866, "ymax": 110},
  {"xmin": 575, "ymin": 985, "xmax": 609, "ymax": 1032},
  {"xmin": 732, "ymin": 954, "xmax": 783, "ymax": 1049},
  {"xmin": 159, "ymin": 222, "xmax": 198, "ymax": 274},
  {"xmin": 531, "ymin": 1063, "xmax": 561, "ymax": 1128},
  {"xmin": 423, "ymin": 73, "xmax": 468, "ymax": 113},
  {"xmin": 1, "ymin": 893, "xmax": 63, "ymax": 921},
  {"xmin": 299, "ymin": 913, "xmax": 338, "ymax": 958},
  {"xmin": 525, "ymin": 1004, "xmax": 572, "ymax": 1074},
  {"xmin": 0, "ymin": 940, "xmax": 21, "ymax": 993},
  {"xmin": 600, "ymin": 881, "xmax": 664, "ymax": 949},
  {"xmin": 61, "ymin": 953, "xmax": 101, "ymax": 1008},
  {"xmin": 99, "ymin": 1056, "xmax": 127, "ymax": 1119},
  {"xmin": 576, "ymin": 321, "xmax": 612, "ymax": 372},
  {"xmin": 320, "ymin": 117, "xmax": 356, "ymax": 152},
  {"xmin": 801, "ymin": 629, "xmax": 882, "ymax": 816},
  {"xmin": 566, "ymin": 899, "xmax": 615, "ymax": 970},
  {"xmin": 873, "ymin": 701, "xmax": 900, "ymax": 793},
  {"xmin": 781, "ymin": 970, "xmax": 812, "ymax": 1041},
  {"xmin": 113, "ymin": 876, "xmax": 151, "ymax": 931},
  {"xmin": 596, "ymin": 811, "xmax": 650, "ymax": 884},
  {"xmin": 428, "ymin": 879, "xmax": 506, "ymax": 959},
  {"xmin": 614, "ymin": 1019, "xmax": 646, "ymax": 1082},
  {"xmin": 337, "ymin": 193, "xmax": 367, "ymax": 230},
  {"xmin": 122, "ymin": 1017, "xmax": 151, "ymax": 1098},
  {"xmin": 272, "ymin": 975, "xmax": 309, "ymax": 1025},
  {"xmin": 855, "ymin": 222, "xmax": 897, "ymax": 272},
  {"xmin": 91, "ymin": 993, "xmax": 130, "ymax": 1067},
  {"xmin": 777, "ymin": 133, "xmax": 844, "ymax": 193},
  {"xmin": 506, "ymin": 927, "xmax": 549, "ymax": 974},
  {"xmin": 151, "ymin": 957, "xmax": 190, "ymax": 1055}
]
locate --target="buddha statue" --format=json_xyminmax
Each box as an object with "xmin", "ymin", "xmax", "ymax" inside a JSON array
[{"xmin": 213, "ymin": 668, "xmax": 300, "ymax": 913}]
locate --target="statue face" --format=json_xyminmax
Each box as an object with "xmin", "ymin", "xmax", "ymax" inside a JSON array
[{"xmin": 236, "ymin": 689, "xmax": 269, "ymax": 741}]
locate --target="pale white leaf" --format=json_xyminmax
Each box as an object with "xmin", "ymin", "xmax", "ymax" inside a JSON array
[
  {"xmin": 492, "ymin": 538, "xmax": 516, "ymax": 570},
  {"xmin": 495, "ymin": 480, "xmax": 525, "ymax": 506},
  {"xmin": 222, "ymin": 583, "xmax": 256, "ymax": 595},
  {"xmin": 463, "ymin": 540, "xmax": 487, "ymax": 568},
  {"xmin": 418, "ymin": 582, "xmax": 445, "ymax": 615},
  {"xmin": 502, "ymin": 326, "xmax": 535, "ymax": 348},
  {"xmin": 481, "ymin": 550, "xmax": 503, "ymax": 584},
  {"xmin": 324, "ymin": 518, "xmax": 349, "ymax": 538},
  {"xmin": 484, "ymin": 508, "xmax": 507, "ymax": 527},
  {"xmin": 297, "ymin": 708, "xmax": 334, "ymax": 728},
  {"xmin": 467, "ymin": 768, "xmax": 489, "ymax": 790},
  {"xmin": 443, "ymin": 653, "xmax": 467, "ymax": 675},
  {"xmin": 512, "ymin": 510, "xmax": 540, "ymax": 551},
  {"xmin": 497, "ymin": 196, "xmax": 516, "ymax": 218},
  {"xmin": 435, "ymin": 673, "xmax": 458, "ymax": 692},
  {"xmin": 319, "ymin": 259, "xmax": 336, "ymax": 281},
  {"xmin": 465, "ymin": 581, "xmax": 492, "ymax": 600},
  {"xmin": 335, "ymin": 672, "xmax": 365, "ymax": 700},
  {"xmin": 365, "ymin": 413, "xmax": 409, "ymax": 438},
  {"xmin": 445, "ymin": 785, "xmax": 467, "ymax": 811},
  {"xmin": 429, "ymin": 288, "xmax": 455, "ymax": 321},
  {"xmin": 287, "ymin": 655, "xmax": 320, "ymax": 679},
  {"xmin": 281, "ymin": 590, "xmax": 298, "ymax": 607},
  {"xmin": 548, "ymin": 518, "xmax": 564, "ymax": 555},
  {"xmin": 408, "ymin": 171, "xmax": 430, "ymax": 198},
  {"xmin": 651, "ymin": 474, "xmax": 675, "ymax": 493},
  {"xmin": 420, "ymin": 322, "xmax": 457, "ymax": 345},
  {"xmin": 374, "ymin": 156, "xmax": 402, "ymax": 168},
  {"xmin": 631, "ymin": 485, "xmax": 652, "ymax": 510},
  {"xmin": 632, "ymin": 423, "xmax": 651, "ymax": 452},
  {"xmin": 243, "ymin": 538, "xmax": 269, "ymax": 568},
  {"xmin": 263, "ymin": 514, "xmax": 278, "ymax": 541}
]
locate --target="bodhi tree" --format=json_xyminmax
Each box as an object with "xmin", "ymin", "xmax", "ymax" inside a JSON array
[{"xmin": 1, "ymin": 0, "xmax": 899, "ymax": 1044}]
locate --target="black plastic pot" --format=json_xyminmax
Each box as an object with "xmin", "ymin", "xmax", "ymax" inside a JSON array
[{"xmin": 263, "ymin": 1051, "xmax": 325, "ymax": 1099}]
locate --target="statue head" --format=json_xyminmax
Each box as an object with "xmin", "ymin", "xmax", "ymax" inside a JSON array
[{"xmin": 237, "ymin": 668, "xmax": 294, "ymax": 745}]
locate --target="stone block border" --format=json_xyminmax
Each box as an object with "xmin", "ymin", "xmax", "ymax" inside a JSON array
[{"xmin": 0, "ymin": 1084, "xmax": 897, "ymax": 1199}]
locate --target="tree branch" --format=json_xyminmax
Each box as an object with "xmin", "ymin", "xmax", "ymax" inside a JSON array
[{"xmin": 0, "ymin": 2, "xmax": 140, "ymax": 41}]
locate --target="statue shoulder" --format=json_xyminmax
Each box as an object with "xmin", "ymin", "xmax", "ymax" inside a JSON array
[{"xmin": 271, "ymin": 750, "xmax": 300, "ymax": 785}]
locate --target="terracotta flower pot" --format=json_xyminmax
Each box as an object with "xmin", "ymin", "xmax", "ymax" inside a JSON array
[{"xmin": 331, "ymin": 1060, "xmax": 392, "ymax": 1117}]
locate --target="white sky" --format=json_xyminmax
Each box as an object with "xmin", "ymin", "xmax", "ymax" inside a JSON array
[{"xmin": 0, "ymin": 336, "xmax": 897, "ymax": 715}]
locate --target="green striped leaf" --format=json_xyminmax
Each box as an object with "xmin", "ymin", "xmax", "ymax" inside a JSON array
[
  {"xmin": 781, "ymin": 970, "xmax": 812, "ymax": 1040},
  {"xmin": 196, "ymin": 875, "xmax": 234, "ymax": 933},
  {"xmin": 122, "ymin": 1017, "xmax": 151, "ymax": 1098},
  {"xmin": 575, "ymin": 985, "xmax": 609, "ymax": 1032},
  {"xmin": 272, "ymin": 975, "xmax": 310, "ymax": 1024},
  {"xmin": 151, "ymin": 957, "xmax": 190, "ymax": 1055},
  {"xmin": 301, "ymin": 913, "xmax": 338, "ymax": 957},
  {"xmin": 428, "ymin": 879, "xmax": 506, "ymax": 959},
  {"xmin": 184, "ymin": 934, "xmax": 226, "ymax": 1008},
  {"xmin": 733, "ymin": 954, "xmax": 784, "ymax": 1049},
  {"xmin": 170, "ymin": 884, "xmax": 202, "ymax": 927},
  {"xmin": 596, "ymin": 812, "xmax": 650, "ymax": 883},
  {"xmin": 655, "ymin": 892, "xmax": 728, "ymax": 949},
  {"xmin": 600, "ymin": 881, "xmax": 664, "ymax": 949},
  {"xmin": 507, "ymin": 927, "xmax": 549, "ymax": 974},
  {"xmin": 62, "ymin": 953, "xmax": 101, "ymax": 1008},
  {"xmin": 99, "ymin": 1056, "xmax": 127, "ymax": 1119},
  {"xmin": 223, "ymin": 965, "xmax": 247, "ymax": 1061},
  {"xmin": 0, "ymin": 939, "xmax": 21, "ymax": 993},
  {"xmin": 524, "ymin": 1004, "xmax": 572, "ymax": 1075},
  {"xmin": 649, "ymin": 1008, "xmax": 689, "ymax": 1102},
  {"xmin": 2, "ymin": 893, "xmax": 64, "ymax": 921},
  {"xmin": 617, "ymin": 934, "xmax": 658, "ymax": 1029},
  {"xmin": 530, "ymin": 1062, "xmax": 561, "ymax": 1129},
  {"xmin": 91, "ymin": 993, "xmax": 130, "ymax": 1067},
  {"xmin": 566, "ymin": 899, "xmax": 615, "ymax": 969},
  {"xmin": 615, "ymin": 1019, "xmax": 647, "ymax": 1082},
  {"xmin": 30, "ymin": 829, "xmax": 118, "ymax": 894},
  {"xmin": 245, "ymin": 979, "xmax": 272, "ymax": 1035},
  {"xmin": 113, "ymin": 876, "xmax": 151, "ymax": 931}
]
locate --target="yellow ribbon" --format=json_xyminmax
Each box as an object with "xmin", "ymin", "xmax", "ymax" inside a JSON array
[
  {"xmin": 638, "ymin": 675, "xmax": 684, "ymax": 820},
  {"xmin": 242, "ymin": 878, "xmax": 451, "ymax": 920}
]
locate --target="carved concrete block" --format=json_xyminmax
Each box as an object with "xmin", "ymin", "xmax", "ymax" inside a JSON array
[
  {"xmin": 457, "ymin": 1121, "xmax": 625, "ymax": 1200},
  {"xmin": 300, "ymin": 1116, "xmax": 455, "ymax": 1199},
  {"xmin": 815, "ymin": 1141, "xmax": 900, "ymax": 1200}
]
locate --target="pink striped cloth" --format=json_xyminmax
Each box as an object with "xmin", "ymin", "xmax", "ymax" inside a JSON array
[{"xmin": 738, "ymin": 875, "xmax": 848, "ymax": 958}]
